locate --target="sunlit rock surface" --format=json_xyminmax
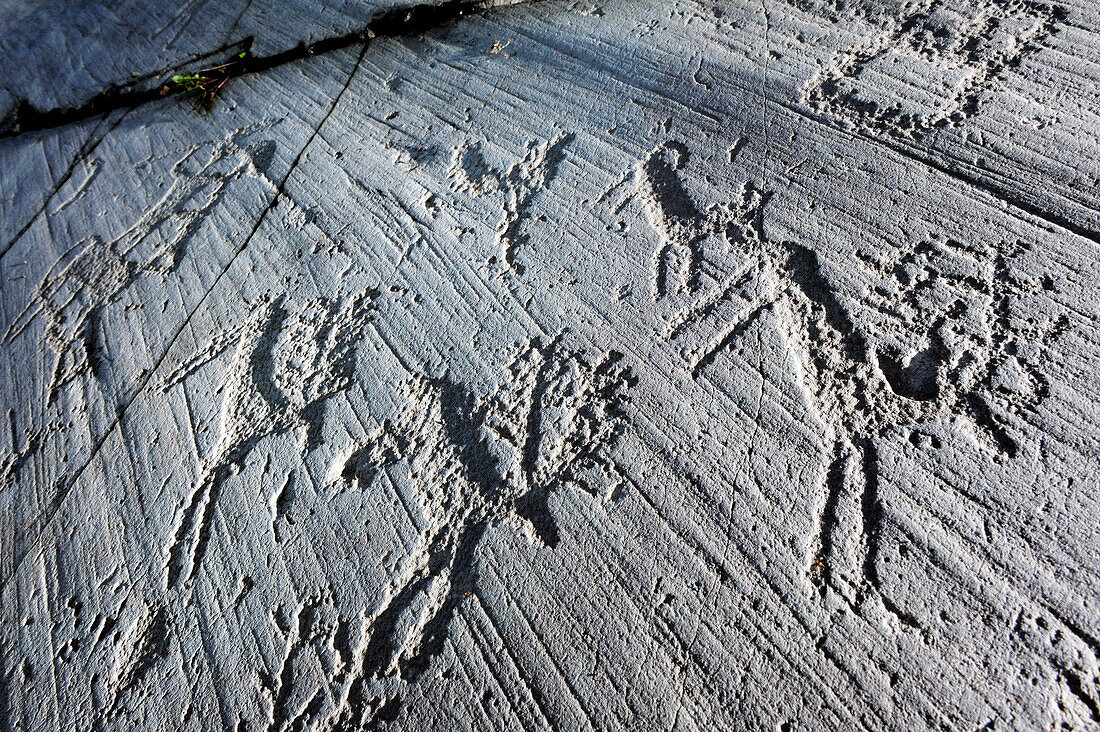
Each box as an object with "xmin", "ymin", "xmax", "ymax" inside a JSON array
[{"xmin": 2, "ymin": 0, "xmax": 1099, "ymax": 728}]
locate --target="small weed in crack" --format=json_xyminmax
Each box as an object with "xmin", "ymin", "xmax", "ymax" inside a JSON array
[{"xmin": 163, "ymin": 51, "xmax": 249, "ymax": 110}]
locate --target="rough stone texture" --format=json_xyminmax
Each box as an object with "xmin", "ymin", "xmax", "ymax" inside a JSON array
[
  {"xmin": 1, "ymin": 0, "xmax": 1099, "ymax": 729},
  {"xmin": 0, "ymin": 0, "xmax": 527, "ymax": 128}
]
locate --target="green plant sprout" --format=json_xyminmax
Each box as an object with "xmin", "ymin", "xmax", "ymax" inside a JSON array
[{"xmin": 165, "ymin": 52, "xmax": 248, "ymax": 109}]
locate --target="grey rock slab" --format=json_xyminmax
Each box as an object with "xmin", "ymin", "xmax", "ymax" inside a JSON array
[{"xmin": 1, "ymin": 0, "xmax": 1099, "ymax": 729}]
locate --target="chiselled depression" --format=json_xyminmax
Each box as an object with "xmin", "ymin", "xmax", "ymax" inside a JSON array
[{"xmin": 1, "ymin": 0, "xmax": 1099, "ymax": 729}]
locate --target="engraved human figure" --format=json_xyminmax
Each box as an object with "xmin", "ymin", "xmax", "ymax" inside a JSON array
[
  {"xmin": 637, "ymin": 140, "xmax": 1061, "ymax": 607},
  {"xmin": 164, "ymin": 292, "xmax": 375, "ymax": 589},
  {"xmin": 6, "ymin": 125, "xmax": 279, "ymax": 402},
  {"xmin": 449, "ymin": 134, "xmax": 574, "ymax": 273},
  {"xmin": 330, "ymin": 339, "xmax": 634, "ymax": 727}
]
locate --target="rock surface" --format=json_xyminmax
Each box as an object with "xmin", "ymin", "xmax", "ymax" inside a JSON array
[
  {"xmin": 0, "ymin": 0, "xmax": 526, "ymax": 128},
  {"xmin": 1, "ymin": 0, "xmax": 1099, "ymax": 729}
]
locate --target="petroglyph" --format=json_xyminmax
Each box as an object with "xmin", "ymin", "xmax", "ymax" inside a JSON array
[
  {"xmin": 449, "ymin": 134, "xmax": 574, "ymax": 273},
  {"xmin": 4, "ymin": 124, "xmax": 280, "ymax": 403},
  {"xmin": 639, "ymin": 141, "xmax": 1069, "ymax": 615},
  {"xmin": 162, "ymin": 291, "xmax": 377, "ymax": 590},
  {"xmin": 802, "ymin": 0, "xmax": 1067, "ymax": 134},
  {"xmin": 0, "ymin": 411, "xmax": 62, "ymax": 490},
  {"xmin": 102, "ymin": 602, "xmax": 172, "ymax": 720},
  {"xmin": 333, "ymin": 338, "xmax": 634, "ymax": 725},
  {"xmin": 637, "ymin": 140, "xmax": 773, "ymax": 370},
  {"xmin": 784, "ymin": 238, "xmax": 1066, "ymax": 609}
]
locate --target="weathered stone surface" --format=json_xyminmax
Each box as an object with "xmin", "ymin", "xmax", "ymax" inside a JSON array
[
  {"xmin": 0, "ymin": 0, "xmax": 527, "ymax": 129},
  {"xmin": 1, "ymin": 0, "xmax": 1098, "ymax": 729}
]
